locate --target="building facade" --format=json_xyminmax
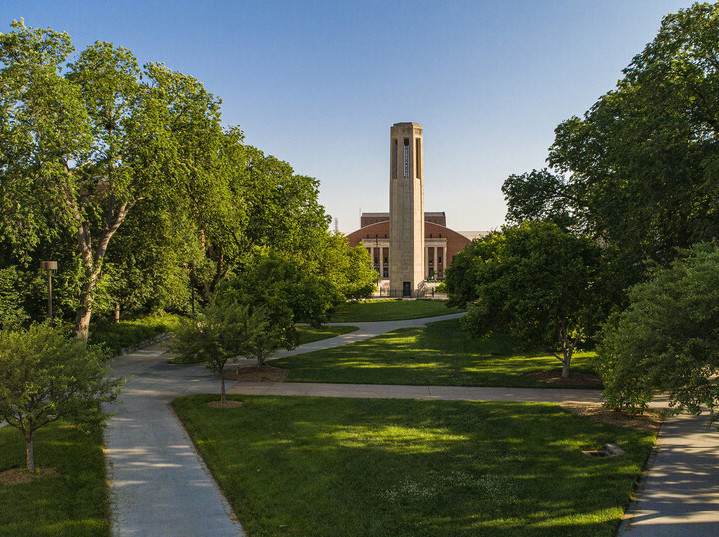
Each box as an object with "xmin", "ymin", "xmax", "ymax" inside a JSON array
[{"xmin": 346, "ymin": 122, "xmax": 487, "ymax": 297}]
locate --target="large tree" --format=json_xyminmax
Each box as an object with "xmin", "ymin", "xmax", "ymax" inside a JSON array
[
  {"xmin": 547, "ymin": 2, "xmax": 719, "ymax": 270},
  {"xmin": 457, "ymin": 223, "xmax": 604, "ymax": 377},
  {"xmin": 0, "ymin": 22, "xmax": 236, "ymax": 338},
  {"xmin": 502, "ymin": 3, "xmax": 719, "ymax": 290}
]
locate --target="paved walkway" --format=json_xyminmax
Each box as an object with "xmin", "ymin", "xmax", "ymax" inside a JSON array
[
  {"xmin": 104, "ymin": 312, "xmax": 719, "ymax": 537},
  {"xmin": 617, "ymin": 412, "xmax": 719, "ymax": 537}
]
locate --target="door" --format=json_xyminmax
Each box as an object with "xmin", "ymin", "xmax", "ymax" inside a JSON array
[{"xmin": 402, "ymin": 281, "xmax": 411, "ymax": 297}]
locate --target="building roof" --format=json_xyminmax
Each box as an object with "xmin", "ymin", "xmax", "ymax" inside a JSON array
[{"xmin": 457, "ymin": 231, "xmax": 491, "ymax": 241}]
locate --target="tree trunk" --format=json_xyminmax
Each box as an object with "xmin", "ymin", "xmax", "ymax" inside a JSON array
[
  {"xmin": 114, "ymin": 302, "xmax": 120, "ymax": 323},
  {"xmin": 219, "ymin": 372, "xmax": 226, "ymax": 405},
  {"xmin": 561, "ymin": 358, "xmax": 570, "ymax": 378},
  {"xmin": 75, "ymin": 274, "xmax": 97, "ymax": 341},
  {"xmin": 25, "ymin": 434, "xmax": 35, "ymax": 472}
]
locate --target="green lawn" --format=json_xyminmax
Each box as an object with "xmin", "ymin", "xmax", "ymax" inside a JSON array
[
  {"xmin": 330, "ymin": 298, "xmax": 463, "ymax": 322},
  {"xmin": 274, "ymin": 318, "xmax": 600, "ymax": 388},
  {"xmin": 0, "ymin": 423, "xmax": 110, "ymax": 537},
  {"xmin": 173, "ymin": 395, "xmax": 654, "ymax": 537},
  {"xmin": 297, "ymin": 325, "xmax": 358, "ymax": 344}
]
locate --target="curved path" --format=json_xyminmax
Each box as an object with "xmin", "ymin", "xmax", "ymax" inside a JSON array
[{"xmin": 104, "ymin": 312, "xmax": 719, "ymax": 537}]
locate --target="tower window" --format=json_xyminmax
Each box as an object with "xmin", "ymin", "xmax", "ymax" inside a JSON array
[
  {"xmin": 392, "ymin": 139, "xmax": 398, "ymax": 179},
  {"xmin": 415, "ymin": 138, "xmax": 421, "ymax": 179},
  {"xmin": 403, "ymin": 138, "xmax": 410, "ymax": 178}
]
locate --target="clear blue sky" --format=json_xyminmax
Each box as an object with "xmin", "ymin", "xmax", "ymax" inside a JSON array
[{"xmin": 1, "ymin": 0, "xmax": 700, "ymax": 233}]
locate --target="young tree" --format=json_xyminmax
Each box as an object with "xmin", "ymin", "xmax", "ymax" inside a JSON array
[
  {"xmin": 0, "ymin": 323, "xmax": 123, "ymax": 471},
  {"xmin": 598, "ymin": 244, "xmax": 719, "ymax": 419},
  {"xmin": 173, "ymin": 295, "xmax": 281, "ymax": 404},
  {"xmin": 460, "ymin": 223, "xmax": 604, "ymax": 377}
]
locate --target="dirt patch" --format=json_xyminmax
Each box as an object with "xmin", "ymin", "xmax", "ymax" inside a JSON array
[
  {"xmin": 223, "ymin": 365, "xmax": 289, "ymax": 383},
  {"xmin": 207, "ymin": 400, "xmax": 244, "ymax": 409},
  {"xmin": 561, "ymin": 403, "xmax": 663, "ymax": 434},
  {"xmin": 527, "ymin": 370, "xmax": 603, "ymax": 388},
  {"xmin": 0, "ymin": 467, "xmax": 60, "ymax": 485}
]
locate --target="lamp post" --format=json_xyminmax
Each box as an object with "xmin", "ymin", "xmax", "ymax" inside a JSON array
[
  {"xmin": 188, "ymin": 262, "xmax": 198, "ymax": 317},
  {"xmin": 40, "ymin": 261, "xmax": 58, "ymax": 319}
]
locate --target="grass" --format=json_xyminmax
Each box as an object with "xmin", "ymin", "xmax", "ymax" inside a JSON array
[
  {"xmin": 297, "ymin": 325, "xmax": 358, "ymax": 344},
  {"xmin": 89, "ymin": 313, "xmax": 181, "ymax": 355},
  {"xmin": 274, "ymin": 318, "xmax": 600, "ymax": 388},
  {"xmin": 330, "ymin": 298, "xmax": 464, "ymax": 322},
  {"xmin": 0, "ymin": 422, "xmax": 110, "ymax": 537},
  {"xmin": 173, "ymin": 394, "xmax": 655, "ymax": 537}
]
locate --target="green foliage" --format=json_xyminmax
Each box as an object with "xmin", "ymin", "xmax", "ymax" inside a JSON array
[
  {"xmin": 444, "ymin": 232, "xmax": 505, "ymax": 308},
  {"xmin": 173, "ymin": 395, "xmax": 655, "ymax": 537},
  {"xmin": 312, "ymin": 232, "xmax": 376, "ymax": 300},
  {"xmin": 457, "ymin": 223, "xmax": 605, "ymax": 377},
  {"xmin": 546, "ymin": 3, "xmax": 719, "ymax": 275},
  {"xmin": 434, "ymin": 282, "xmax": 446, "ymax": 293},
  {"xmin": 87, "ymin": 313, "xmax": 181, "ymax": 355},
  {"xmin": 173, "ymin": 293, "xmax": 282, "ymax": 401},
  {"xmin": 0, "ymin": 266, "xmax": 29, "ymax": 329},
  {"xmin": 0, "ymin": 422, "xmax": 110, "ymax": 537},
  {"xmin": 502, "ymin": 168, "xmax": 584, "ymax": 231},
  {"xmin": 598, "ymin": 243, "xmax": 719, "ymax": 419},
  {"xmin": 0, "ymin": 323, "xmax": 123, "ymax": 471},
  {"xmin": 225, "ymin": 250, "xmax": 344, "ymax": 347}
]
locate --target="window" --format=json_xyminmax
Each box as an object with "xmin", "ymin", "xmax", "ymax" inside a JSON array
[
  {"xmin": 439, "ymin": 233, "xmax": 442, "ymax": 238},
  {"xmin": 403, "ymin": 138, "xmax": 410, "ymax": 178},
  {"xmin": 392, "ymin": 139, "xmax": 398, "ymax": 179},
  {"xmin": 429, "ymin": 234, "xmax": 432, "ymax": 238},
  {"xmin": 415, "ymin": 138, "xmax": 421, "ymax": 178}
]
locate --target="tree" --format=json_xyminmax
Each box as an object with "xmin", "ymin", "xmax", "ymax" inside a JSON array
[
  {"xmin": 444, "ymin": 232, "xmax": 504, "ymax": 308},
  {"xmin": 0, "ymin": 22, "xmax": 234, "ymax": 339},
  {"xmin": 547, "ymin": 3, "xmax": 719, "ymax": 275},
  {"xmin": 598, "ymin": 243, "xmax": 719, "ymax": 419},
  {"xmin": 0, "ymin": 323, "xmax": 122, "ymax": 471},
  {"xmin": 502, "ymin": 168, "xmax": 585, "ymax": 231},
  {"xmin": 173, "ymin": 293, "xmax": 281, "ymax": 404},
  {"xmin": 459, "ymin": 222, "xmax": 604, "ymax": 377}
]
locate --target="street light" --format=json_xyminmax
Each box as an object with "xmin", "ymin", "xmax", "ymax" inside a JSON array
[
  {"xmin": 40, "ymin": 261, "xmax": 58, "ymax": 319},
  {"xmin": 188, "ymin": 262, "xmax": 198, "ymax": 317}
]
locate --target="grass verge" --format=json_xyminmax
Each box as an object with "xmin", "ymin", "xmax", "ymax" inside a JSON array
[
  {"xmin": 330, "ymin": 298, "xmax": 463, "ymax": 322},
  {"xmin": 274, "ymin": 318, "xmax": 600, "ymax": 388},
  {"xmin": 173, "ymin": 394, "xmax": 655, "ymax": 537},
  {"xmin": 0, "ymin": 422, "xmax": 110, "ymax": 537}
]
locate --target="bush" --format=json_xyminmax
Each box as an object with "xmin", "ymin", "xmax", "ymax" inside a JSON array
[{"xmin": 88, "ymin": 314, "xmax": 181, "ymax": 355}]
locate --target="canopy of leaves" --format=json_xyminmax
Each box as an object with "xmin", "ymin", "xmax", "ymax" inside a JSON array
[
  {"xmin": 598, "ymin": 243, "xmax": 719, "ymax": 419},
  {"xmin": 546, "ymin": 3, "xmax": 719, "ymax": 275}
]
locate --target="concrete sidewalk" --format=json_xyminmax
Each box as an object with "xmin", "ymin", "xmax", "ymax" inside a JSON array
[
  {"xmin": 617, "ymin": 412, "xmax": 719, "ymax": 537},
  {"xmin": 226, "ymin": 381, "xmax": 602, "ymax": 404}
]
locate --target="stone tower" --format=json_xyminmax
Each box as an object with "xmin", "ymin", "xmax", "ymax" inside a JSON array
[{"xmin": 389, "ymin": 122, "xmax": 425, "ymax": 297}]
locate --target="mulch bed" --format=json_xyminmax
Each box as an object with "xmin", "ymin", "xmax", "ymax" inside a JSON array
[
  {"xmin": 223, "ymin": 365, "xmax": 289, "ymax": 382},
  {"xmin": 560, "ymin": 403, "xmax": 664, "ymax": 434},
  {"xmin": 0, "ymin": 467, "xmax": 60, "ymax": 485},
  {"xmin": 526, "ymin": 370, "xmax": 603, "ymax": 388}
]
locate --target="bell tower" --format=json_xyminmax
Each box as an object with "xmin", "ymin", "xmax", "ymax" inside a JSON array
[{"xmin": 389, "ymin": 122, "xmax": 424, "ymax": 297}]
